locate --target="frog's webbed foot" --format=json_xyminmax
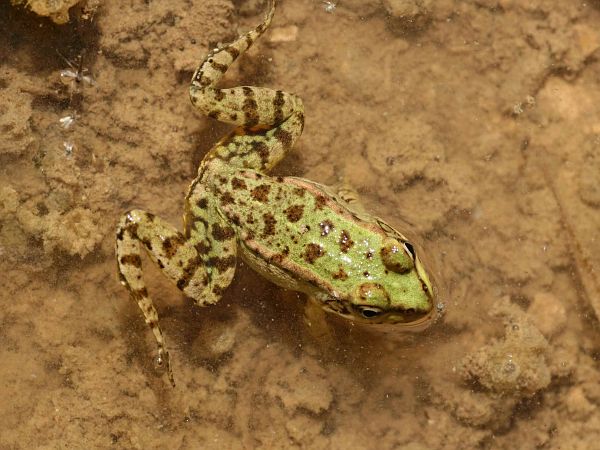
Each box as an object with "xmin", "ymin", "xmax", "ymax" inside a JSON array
[{"xmin": 189, "ymin": 0, "xmax": 304, "ymax": 173}]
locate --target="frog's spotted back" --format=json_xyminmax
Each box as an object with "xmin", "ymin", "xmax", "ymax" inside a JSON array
[{"xmin": 116, "ymin": 0, "xmax": 436, "ymax": 387}]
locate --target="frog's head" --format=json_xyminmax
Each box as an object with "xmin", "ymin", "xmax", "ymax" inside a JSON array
[{"xmin": 345, "ymin": 223, "xmax": 436, "ymax": 329}]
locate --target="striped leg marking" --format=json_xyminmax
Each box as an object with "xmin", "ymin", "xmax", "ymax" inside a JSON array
[
  {"xmin": 115, "ymin": 209, "xmax": 237, "ymax": 386},
  {"xmin": 190, "ymin": 0, "xmax": 305, "ymax": 173}
]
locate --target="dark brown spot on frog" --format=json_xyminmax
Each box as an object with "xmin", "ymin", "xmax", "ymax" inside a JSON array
[
  {"xmin": 220, "ymin": 192, "xmax": 235, "ymax": 205},
  {"xmin": 315, "ymin": 195, "xmax": 327, "ymax": 210},
  {"xmin": 121, "ymin": 220, "xmax": 139, "ymax": 238},
  {"xmin": 177, "ymin": 254, "xmax": 203, "ymax": 289},
  {"xmin": 250, "ymin": 140, "xmax": 269, "ymax": 166},
  {"xmin": 276, "ymin": 176, "xmax": 284, "ymax": 183},
  {"xmin": 131, "ymin": 287, "xmax": 148, "ymax": 300},
  {"xmin": 319, "ymin": 220, "xmax": 334, "ymax": 236},
  {"xmin": 273, "ymin": 128, "xmax": 292, "ymax": 149},
  {"xmin": 303, "ymin": 243, "xmax": 325, "ymax": 264},
  {"xmin": 158, "ymin": 260, "xmax": 164, "ymax": 269},
  {"xmin": 142, "ymin": 238, "xmax": 152, "ymax": 251},
  {"xmin": 333, "ymin": 267, "xmax": 348, "ymax": 280},
  {"xmin": 116, "ymin": 228, "xmax": 124, "ymax": 241},
  {"xmin": 224, "ymin": 45, "xmax": 240, "ymax": 59},
  {"xmin": 246, "ymin": 213, "xmax": 255, "ymax": 224},
  {"xmin": 208, "ymin": 110, "xmax": 220, "ymax": 120},
  {"xmin": 282, "ymin": 245, "xmax": 290, "ymax": 256},
  {"xmin": 211, "ymin": 223, "xmax": 235, "ymax": 241},
  {"xmin": 231, "ymin": 214, "xmax": 241, "ymax": 226},
  {"xmin": 162, "ymin": 235, "xmax": 185, "ymax": 258},
  {"xmin": 339, "ymin": 230, "xmax": 354, "ymax": 253},
  {"xmin": 195, "ymin": 241, "xmax": 211, "ymax": 255},
  {"xmin": 197, "ymin": 198, "xmax": 209, "ymax": 209},
  {"xmin": 363, "ymin": 271, "xmax": 370, "ymax": 277},
  {"xmin": 251, "ymin": 184, "xmax": 271, "ymax": 203},
  {"xmin": 366, "ymin": 250, "xmax": 374, "ymax": 259},
  {"xmin": 294, "ymin": 187, "xmax": 305, "ymax": 197},
  {"xmin": 120, "ymin": 254, "xmax": 142, "ymax": 268},
  {"xmin": 146, "ymin": 212, "xmax": 155, "ymax": 222},
  {"xmin": 210, "ymin": 60, "xmax": 228, "ymax": 73},
  {"xmin": 192, "ymin": 216, "xmax": 209, "ymax": 232},
  {"xmin": 263, "ymin": 213, "xmax": 277, "ymax": 237},
  {"xmin": 208, "ymin": 255, "xmax": 236, "ymax": 273},
  {"xmin": 231, "ymin": 177, "xmax": 247, "ymax": 190},
  {"xmin": 229, "ymin": 112, "xmax": 238, "ymax": 121},
  {"xmin": 273, "ymin": 90, "xmax": 285, "ymax": 124},
  {"xmin": 214, "ymin": 89, "xmax": 225, "ymax": 102},
  {"xmin": 284, "ymin": 204, "xmax": 304, "ymax": 223},
  {"xmin": 242, "ymin": 88, "xmax": 259, "ymax": 127}
]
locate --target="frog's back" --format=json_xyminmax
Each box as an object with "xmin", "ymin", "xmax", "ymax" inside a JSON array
[{"xmin": 213, "ymin": 170, "xmax": 422, "ymax": 302}]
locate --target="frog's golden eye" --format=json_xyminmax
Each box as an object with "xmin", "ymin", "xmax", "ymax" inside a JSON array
[{"xmin": 380, "ymin": 237, "xmax": 414, "ymax": 273}]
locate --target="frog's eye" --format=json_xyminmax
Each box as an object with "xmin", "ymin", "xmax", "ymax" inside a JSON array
[
  {"xmin": 357, "ymin": 306, "xmax": 383, "ymax": 319},
  {"xmin": 380, "ymin": 237, "xmax": 414, "ymax": 273}
]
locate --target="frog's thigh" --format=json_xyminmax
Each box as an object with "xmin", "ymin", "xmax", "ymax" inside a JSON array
[
  {"xmin": 116, "ymin": 209, "xmax": 195, "ymax": 386},
  {"xmin": 117, "ymin": 209, "xmax": 236, "ymax": 306}
]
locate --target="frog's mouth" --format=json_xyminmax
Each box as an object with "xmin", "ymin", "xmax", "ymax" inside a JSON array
[
  {"xmin": 347, "ymin": 305, "xmax": 439, "ymax": 331},
  {"xmin": 383, "ymin": 307, "xmax": 439, "ymax": 332}
]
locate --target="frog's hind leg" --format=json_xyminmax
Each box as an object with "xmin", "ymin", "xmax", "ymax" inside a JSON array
[
  {"xmin": 190, "ymin": 0, "xmax": 304, "ymax": 173},
  {"xmin": 116, "ymin": 209, "xmax": 237, "ymax": 386}
]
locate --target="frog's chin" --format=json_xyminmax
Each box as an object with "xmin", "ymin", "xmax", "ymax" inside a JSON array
[{"xmin": 365, "ymin": 307, "xmax": 438, "ymax": 332}]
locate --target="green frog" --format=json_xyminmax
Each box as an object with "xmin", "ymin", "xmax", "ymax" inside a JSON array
[{"xmin": 116, "ymin": 0, "xmax": 436, "ymax": 387}]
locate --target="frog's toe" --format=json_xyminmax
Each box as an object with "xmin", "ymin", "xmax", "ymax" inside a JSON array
[{"xmin": 155, "ymin": 349, "xmax": 175, "ymax": 387}]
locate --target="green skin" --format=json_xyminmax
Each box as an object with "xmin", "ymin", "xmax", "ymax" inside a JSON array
[{"xmin": 116, "ymin": 0, "xmax": 435, "ymax": 386}]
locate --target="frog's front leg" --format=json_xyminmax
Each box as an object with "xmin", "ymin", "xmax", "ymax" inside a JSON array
[
  {"xmin": 190, "ymin": 0, "xmax": 304, "ymax": 173},
  {"xmin": 115, "ymin": 209, "xmax": 237, "ymax": 386}
]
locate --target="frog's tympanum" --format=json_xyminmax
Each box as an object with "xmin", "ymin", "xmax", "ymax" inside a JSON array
[{"xmin": 116, "ymin": 0, "xmax": 436, "ymax": 386}]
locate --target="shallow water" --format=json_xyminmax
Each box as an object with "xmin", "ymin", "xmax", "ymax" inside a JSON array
[{"xmin": 1, "ymin": 0, "xmax": 599, "ymax": 449}]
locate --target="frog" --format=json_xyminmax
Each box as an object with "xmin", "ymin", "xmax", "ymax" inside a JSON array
[{"xmin": 116, "ymin": 0, "xmax": 436, "ymax": 387}]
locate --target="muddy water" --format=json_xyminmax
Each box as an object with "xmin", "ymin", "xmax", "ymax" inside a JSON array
[{"xmin": 1, "ymin": 1, "xmax": 599, "ymax": 449}]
